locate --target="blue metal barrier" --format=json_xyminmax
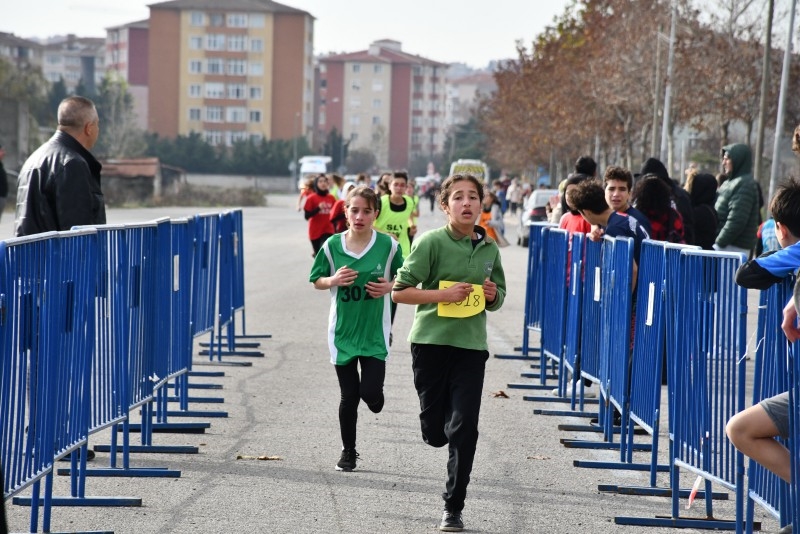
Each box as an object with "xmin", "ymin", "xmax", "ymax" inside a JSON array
[
  {"xmin": 228, "ymin": 208, "xmax": 270, "ymax": 341},
  {"xmin": 540, "ymin": 228, "xmax": 569, "ymax": 383},
  {"xmin": 791, "ymin": 333, "xmax": 800, "ymax": 533},
  {"xmin": 617, "ymin": 248, "xmax": 748, "ymax": 530},
  {"xmin": 745, "ymin": 278, "xmax": 794, "ymax": 532},
  {"xmin": 200, "ymin": 210, "xmax": 263, "ymax": 359},
  {"xmin": 497, "ymin": 222, "xmax": 555, "ymax": 362}
]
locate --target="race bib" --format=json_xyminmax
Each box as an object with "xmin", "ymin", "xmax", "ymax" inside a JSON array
[{"xmin": 438, "ymin": 280, "xmax": 485, "ymax": 318}]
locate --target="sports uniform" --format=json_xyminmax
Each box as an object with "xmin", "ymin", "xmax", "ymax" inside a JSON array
[
  {"xmin": 375, "ymin": 194, "xmax": 414, "ymax": 255},
  {"xmin": 394, "ymin": 224, "xmax": 506, "ymax": 516}
]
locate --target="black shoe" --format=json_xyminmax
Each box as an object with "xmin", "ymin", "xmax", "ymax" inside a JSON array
[
  {"xmin": 335, "ymin": 448, "xmax": 359, "ymax": 471},
  {"xmin": 59, "ymin": 449, "xmax": 95, "ymax": 462},
  {"xmin": 367, "ymin": 395, "xmax": 384, "ymax": 414},
  {"xmin": 439, "ymin": 510, "xmax": 463, "ymax": 532}
]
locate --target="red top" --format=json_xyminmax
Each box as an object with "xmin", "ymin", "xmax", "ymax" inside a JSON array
[
  {"xmin": 559, "ymin": 212, "xmax": 592, "ymax": 235},
  {"xmin": 305, "ymin": 193, "xmax": 336, "ymax": 239}
]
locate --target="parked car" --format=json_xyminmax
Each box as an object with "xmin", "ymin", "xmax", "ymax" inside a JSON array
[{"xmin": 517, "ymin": 189, "xmax": 558, "ymax": 246}]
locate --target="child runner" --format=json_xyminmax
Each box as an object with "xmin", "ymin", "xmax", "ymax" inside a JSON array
[
  {"xmin": 309, "ymin": 186, "xmax": 404, "ymax": 471},
  {"xmin": 392, "ymin": 174, "xmax": 506, "ymax": 532},
  {"xmin": 304, "ymin": 174, "xmax": 336, "ymax": 255}
]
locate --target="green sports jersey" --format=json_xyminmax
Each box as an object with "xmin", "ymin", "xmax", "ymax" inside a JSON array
[
  {"xmin": 309, "ymin": 230, "xmax": 404, "ymax": 365},
  {"xmin": 376, "ymin": 195, "xmax": 414, "ymax": 256}
]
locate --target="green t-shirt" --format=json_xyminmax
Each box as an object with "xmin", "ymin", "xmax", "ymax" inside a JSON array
[
  {"xmin": 376, "ymin": 194, "xmax": 414, "ymax": 256},
  {"xmin": 394, "ymin": 225, "xmax": 506, "ymax": 351},
  {"xmin": 309, "ymin": 230, "xmax": 404, "ymax": 365}
]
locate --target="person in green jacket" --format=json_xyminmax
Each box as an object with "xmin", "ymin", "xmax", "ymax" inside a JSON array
[
  {"xmin": 714, "ymin": 143, "xmax": 760, "ymax": 254},
  {"xmin": 392, "ymin": 173, "xmax": 506, "ymax": 533}
]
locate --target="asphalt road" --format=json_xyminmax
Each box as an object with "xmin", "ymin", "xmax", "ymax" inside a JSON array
[{"xmin": 3, "ymin": 195, "xmax": 778, "ymax": 533}]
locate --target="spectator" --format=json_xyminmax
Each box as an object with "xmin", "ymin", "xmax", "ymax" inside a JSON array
[
  {"xmin": 15, "ymin": 96, "xmax": 105, "ymax": 236},
  {"xmin": 603, "ymin": 165, "xmax": 651, "ymax": 235},
  {"xmin": 638, "ymin": 157, "xmax": 695, "ymax": 245},
  {"xmin": 632, "ymin": 175, "xmax": 685, "ymax": 244},
  {"xmin": 727, "ymin": 176, "xmax": 800, "ymax": 494},
  {"xmin": 575, "ymin": 155, "xmax": 598, "ymax": 178},
  {"xmin": 558, "ymin": 173, "xmax": 593, "ymax": 235},
  {"xmin": 714, "ymin": 144, "xmax": 760, "ymax": 255},
  {"xmin": 0, "ymin": 143, "xmax": 7, "ymax": 222},
  {"xmin": 478, "ymin": 191, "xmax": 506, "ymax": 245},
  {"xmin": 684, "ymin": 172, "xmax": 719, "ymax": 250},
  {"xmin": 507, "ymin": 178, "xmax": 522, "ymax": 216}
]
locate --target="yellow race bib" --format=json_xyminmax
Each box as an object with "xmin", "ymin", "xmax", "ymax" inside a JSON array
[{"xmin": 438, "ymin": 281, "xmax": 485, "ymax": 318}]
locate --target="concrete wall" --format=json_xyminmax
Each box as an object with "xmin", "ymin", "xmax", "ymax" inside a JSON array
[{"xmin": 185, "ymin": 173, "xmax": 295, "ymax": 193}]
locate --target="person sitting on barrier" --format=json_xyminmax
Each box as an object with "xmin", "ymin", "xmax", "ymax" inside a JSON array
[
  {"xmin": 392, "ymin": 173, "xmax": 506, "ymax": 533},
  {"xmin": 309, "ymin": 186, "xmax": 403, "ymax": 472},
  {"xmin": 727, "ymin": 176, "xmax": 800, "ymax": 496}
]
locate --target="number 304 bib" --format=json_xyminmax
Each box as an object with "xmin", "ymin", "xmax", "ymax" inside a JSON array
[{"xmin": 438, "ymin": 281, "xmax": 485, "ymax": 318}]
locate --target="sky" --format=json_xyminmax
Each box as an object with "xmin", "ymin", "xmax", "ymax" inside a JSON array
[{"xmin": 2, "ymin": 0, "xmax": 573, "ymax": 67}]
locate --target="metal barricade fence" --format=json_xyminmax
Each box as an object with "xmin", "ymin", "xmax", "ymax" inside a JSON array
[
  {"xmin": 192, "ymin": 214, "xmax": 220, "ymax": 358},
  {"xmin": 745, "ymin": 278, "xmax": 794, "ymax": 532},
  {"xmin": 497, "ymin": 222, "xmax": 554, "ymax": 362},
  {"xmin": 791, "ymin": 333, "xmax": 800, "ymax": 533},
  {"xmin": 562, "ymin": 233, "xmax": 586, "ymax": 405},
  {"xmin": 618, "ymin": 248, "xmax": 748, "ymax": 530},
  {"xmin": 1, "ymin": 230, "xmax": 98, "ymax": 532},
  {"xmin": 579, "ymin": 238, "xmax": 603, "ymax": 384},
  {"xmin": 540, "ymin": 229, "xmax": 569, "ymax": 384}
]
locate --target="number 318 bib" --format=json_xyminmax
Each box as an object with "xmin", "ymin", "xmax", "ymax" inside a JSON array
[{"xmin": 438, "ymin": 281, "xmax": 485, "ymax": 318}]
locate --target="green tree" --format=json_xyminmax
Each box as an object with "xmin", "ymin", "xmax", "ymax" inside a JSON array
[{"xmin": 93, "ymin": 75, "xmax": 146, "ymax": 159}]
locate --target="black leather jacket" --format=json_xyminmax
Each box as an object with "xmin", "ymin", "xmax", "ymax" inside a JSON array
[{"xmin": 15, "ymin": 130, "xmax": 106, "ymax": 236}]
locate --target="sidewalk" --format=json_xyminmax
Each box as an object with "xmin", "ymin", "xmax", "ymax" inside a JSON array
[{"xmin": 4, "ymin": 195, "xmax": 777, "ymax": 533}]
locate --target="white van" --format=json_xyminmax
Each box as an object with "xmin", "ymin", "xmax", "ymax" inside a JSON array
[
  {"xmin": 517, "ymin": 188, "xmax": 559, "ymax": 246},
  {"xmin": 297, "ymin": 155, "xmax": 332, "ymax": 189}
]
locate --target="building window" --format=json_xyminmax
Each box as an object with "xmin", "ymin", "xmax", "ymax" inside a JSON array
[
  {"xmin": 249, "ymin": 110, "xmax": 262, "ymax": 123},
  {"xmin": 372, "ymin": 99, "xmax": 381, "ymax": 108},
  {"xmin": 350, "ymin": 99, "xmax": 361, "ymax": 108},
  {"xmin": 350, "ymin": 115, "xmax": 360, "ymax": 126},
  {"xmin": 189, "ymin": 36, "xmax": 203, "ymax": 50},
  {"xmin": 412, "ymin": 99, "xmax": 422, "ymax": 110},
  {"xmin": 351, "ymin": 80, "xmax": 360, "ymax": 91},
  {"xmin": 206, "ymin": 34, "xmax": 225, "ymax": 51},
  {"xmin": 227, "ymin": 59, "xmax": 246, "ymax": 75},
  {"xmin": 249, "ymin": 14, "xmax": 265, "ymax": 28},
  {"xmin": 412, "ymin": 116, "xmax": 422, "ymax": 127},
  {"xmin": 189, "ymin": 60, "xmax": 203, "ymax": 74},
  {"xmin": 372, "ymin": 80, "xmax": 383, "ymax": 91},
  {"xmin": 189, "ymin": 84, "xmax": 202, "ymax": 97},
  {"xmin": 352, "ymin": 64, "xmax": 361, "ymax": 73},
  {"xmin": 207, "ymin": 58, "xmax": 224, "ymax": 74},
  {"xmin": 209, "ymin": 13, "xmax": 224, "ymax": 27},
  {"xmin": 249, "ymin": 133, "xmax": 263, "ymax": 143},
  {"xmin": 227, "ymin": 35, "xmax": 246, "ymax": 51},
  {"xmin": 206, "ymin": 106, "xmax": 223, "ymax": 122},
  {"xmin": 227, "ymin": 13, "xmax": 247, "ymax": 27},
  {"xmin": 227, "ymin": 83, "xmax": 246, "ymax": 99},
  {"xmin": 226, "ymin": 107, "xmax": 247, "ymax": 123},
  {"xmin": 190, "ymin": 11, "xmax": 204, "ymax": 26},
  {"xmin": 189, "ymin": 108, "xmax": 201, "ymax": 121},
  {"xmin": 205, "ymin": 82, "xmax": 224, "ymax": 98},
  {"xmin": 373, "ymin": 64, "xmax": 382, "ymax": 74},
  {"xmin": 319, "ymin": 63, "xmax": 327, "ymax": 74},
  {"xmin": 412, "ymin": 66, "xmax": 422, "ymax": 76},
  {"xmin": 250, "ymin": 38, "xmax": 263, "ymax": 52},
  {"xmin": 205, "ymin": 130, "xmax": 223, "ymax": 145},
  {"xmin": 249, "ymin": 62, "xmax": 264, "ymax": 76},
  {"xmin": 319, "ymin": 111, "xmax": 326, "ymax": 125},
  {"xmin": 372, "ymin": 116, "xmax": 380, "ymax": 125},
  {"xmin": 249, "ymin": 86, "xmax": 262, "ymax": 99}
]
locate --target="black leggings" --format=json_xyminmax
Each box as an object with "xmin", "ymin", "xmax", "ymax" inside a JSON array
[{"xmin": 334, "ymin": 357, "xmax": 386, "ymax": 449}]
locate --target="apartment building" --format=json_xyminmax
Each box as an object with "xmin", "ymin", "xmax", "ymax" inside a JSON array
[
  {"xmin": 41, "ymin": 35, "xmax": 106, "ymax": 94},
  {"xmin": 106, "ymin": 20, "xmax": 150, "ymax": 130},
  {"xmin": 445, "ymin": 71, "xmax": 496, "ymax": 130},
  {"xmin": 147, "ymin": 0, "xmax": 314, "ymax": 147},
  {"xmin": 318, "ymin": 40, "xmax": 448, "ymax": 170},
  {"xmin": 0, "ymin": 32, "xmax": 42, "ymax": 70}
]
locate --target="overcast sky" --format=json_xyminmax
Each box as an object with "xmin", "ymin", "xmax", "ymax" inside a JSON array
[{"xmin": 2, "ymin": 0, "xmax": 573, "ymax": 67}]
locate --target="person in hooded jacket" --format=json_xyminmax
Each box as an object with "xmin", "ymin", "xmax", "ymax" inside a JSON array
[
  {"xmin": 684, "ymin": 172, "xmax": 718, "ymax": 250},
  {"xmin": 714, "ymin": 144, "xmax": 760, "ymax": 255},
  {"xmin": 639, "ymin": 157, "xmax": 695, "ymax": 245},
  {"xmin": 304, "ymin": 174, "xmax": 336, "ymax": 255}
]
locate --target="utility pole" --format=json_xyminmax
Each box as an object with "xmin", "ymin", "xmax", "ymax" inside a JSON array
[
  {"xmin": 755, "ymin": 0, "xmax": 774, "ymax": 188},
  {"xmin": 659, "ymin": 0, "xmax": 677, "ymax": 168},
  {"xmin": 768, "ymin": 0, "xmax": 797, "ymax": 206}
]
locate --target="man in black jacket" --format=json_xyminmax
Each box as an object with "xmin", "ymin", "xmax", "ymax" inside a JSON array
[{"xmin": 14, "ymin": 95, "xmax": 105, "ymax": 236}]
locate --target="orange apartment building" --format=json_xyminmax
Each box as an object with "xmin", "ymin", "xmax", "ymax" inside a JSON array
[
  {"xmin": 147, "ymin": 0, "xmax": 313, "ymax": 147},
  {"xmin": 317, "ymin": 40, "xmax": 448, "ymax": 170}
]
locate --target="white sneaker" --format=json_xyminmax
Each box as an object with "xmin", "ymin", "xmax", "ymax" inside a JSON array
[{"xmin": 551, "ymin": 383, "xmax": 596, "ymax": 398}]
